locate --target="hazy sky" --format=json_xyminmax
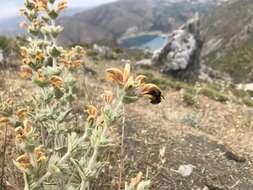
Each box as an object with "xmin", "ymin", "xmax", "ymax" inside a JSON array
[{"xmin": 0, "ymin": 0, "xmax": 118, "ymax": 19}]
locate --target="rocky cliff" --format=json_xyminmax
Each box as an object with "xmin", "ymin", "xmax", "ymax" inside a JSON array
[{"xmin": 152, "ymin": 14, "xmax": 204, "ymax": 81}]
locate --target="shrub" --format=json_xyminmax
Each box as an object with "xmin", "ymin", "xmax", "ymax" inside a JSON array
[
  {"xmin": 0, "ymin": 1, "xmax": 163, "ymax": 189},
  {"xmin": 112, "ymin": 47, "xmax": 123, "ymax": 54},
  {"xmin": 183, "ymin": 91, "xmax": 197, "ymax": 106},
  {"xmin": 200, "ymin": 88, "xmax": 229, "ymax": 102},
  {"xmin": 242, "ymin": 97, "xmax": 253, "ymax": 107}
]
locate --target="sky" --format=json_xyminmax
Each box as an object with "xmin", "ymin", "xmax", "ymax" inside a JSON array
[{"xmin": 0, "ymin": 0, "xmax": 118, "ymax": 20}]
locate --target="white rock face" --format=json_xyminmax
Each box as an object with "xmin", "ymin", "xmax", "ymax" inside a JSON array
[
  {"xmin": 152, "ymin": 13, "xmax": 201, "ymax": 75},
  {"xmin": 0, "ymin": 50, "xmax": 3, "ymax": 62},
  {"xmin": 237, "ymin": 83, "xmax": 253, "ymax": 92},
  {"xmin": 93, "ymin": 44, "xmax": 112, "ymax": 58}
]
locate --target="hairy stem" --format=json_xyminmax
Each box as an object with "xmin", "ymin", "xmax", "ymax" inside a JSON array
[{"xmin": 0, "ymin": 124, "xmax": 8, "ymax": 188}]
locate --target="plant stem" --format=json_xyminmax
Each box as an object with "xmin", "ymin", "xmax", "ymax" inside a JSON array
[
  {"xmin": 118, "ymin": 105, "xmax": 126, "ymax": 190},
  {"xmin": 0, "ymin": 124, "xmax": 8, "ymax": 188}
]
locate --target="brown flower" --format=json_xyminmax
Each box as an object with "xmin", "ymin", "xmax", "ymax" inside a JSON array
[
  {"xmin": 19, "ymin": 9, "xmax": 28, "ymax": 17},
  {"xmin": 32, "ymin": 20, "xmax": 44, "ymax": 29},
  {"xmin": 20, "ymin": 65, "xmax": 33, "ymax": 79},
  {"xmin": 35, "ymin": 51, "xmax": 44, "ymax": 61},
  {"xmin": 20, "ymin": 47, "xmax": 28, "ymax": 57},
  {"xmin": 136, "ymin": 75, "xmax": 147, "ymax": 84},
  {"xmin": 15, "ymin": 123, "xmax": 33, "ymax": 143},
  {"xmin": 0, "ymin": 116, "xmax": 10, "ymax": 126},
  {"xmin": 130, "ymin": 172, "xmax": 143, "ymax": 188},
  {"xmin": 16, "ymin": 154, "xmax": 31, "ymax": 169},
  {"xmin": 34, "ymin": 145, "xmax": 47, "ymax": 163},
  {"xmin": 97, "ymin": 114, "xmax": 105, "ymax": 128},
  {"xmin": 19, "ymin": 22, "xmax": 28, "ymax": 29},
  {"xmin": 71, "ymin": 60, "xmax": 81, "ymax": 68},
  {"xmin": 17, "ymin": 108, "xmax": 29, "ymax": 119},
  {"xmin": 57, "ymin": 1, "xmax": 67, "ymax": 11},
  {"xmin": 22, "ymin": 57, "xmax": 33, "ymax": 65},
  {"xmin": 36, "ymin": 70, "xmax": 46, "ymax": 83},
  {"xmin": 50, "ymin": 75, "xmax": 64, "ymax": 88},
  {"xmin": 106, "ymin": 63, "xmax": 133, "ymax": 90},
  {"xmin": 85, "ymin": 105, "xmax": 97, "ymax": 125},
  {"xmin": 138, "ymin": 84, "xmax": 163, "ymax": 104},
  {"xmin": 35, "ymin": 0, "xmax": 48, "ymax": 11}
]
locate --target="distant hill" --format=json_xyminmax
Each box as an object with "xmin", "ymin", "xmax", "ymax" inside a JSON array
[
  {"xmin": 201, "ymin": 0, "xmax": 253, "ymax": 82},
  {"xmin": 59, "ymin": 0, "xmax": 218, "ymax": 46},
  {"xmin": 0, "ymin": 7, "xmax": 90, "ymax": 36}
]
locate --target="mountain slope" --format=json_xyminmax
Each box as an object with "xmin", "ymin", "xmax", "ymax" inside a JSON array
[
  {"xmin": 59, "ymin": 0, "xmax": 215, "ymax": 46},
  {"xmin": 201, "ymin": 0, "xmax": 253, "ymax": 82},
  {"xmin": 0, "ymin": 7, "xmax": 90, "ymax": 36}
]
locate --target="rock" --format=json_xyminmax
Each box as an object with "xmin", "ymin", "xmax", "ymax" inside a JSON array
[
  {"xmin": 225, "ymin": 148, "xmax": 246, "ymax": 162},
  {"xmin": 152, "ymin": 13, "xmax": 204, "ymax": 82},
  {"xmin": 173, "ymin": 164, "xmax": 195, "ymax": 177},
  {"xmin": 236, "ymin": 83, "xmax": 253, "ymax": 93},
  {"xmin": 136, "ymin": 59, "xmax": 152, "ymax": 68},
  {"xmin": 93, "ymin": 44, "xmax": 113, "ymax": 58},
  {"xmin": 0, "ymin": 50, "xmax": 3, "ymax": 62}
]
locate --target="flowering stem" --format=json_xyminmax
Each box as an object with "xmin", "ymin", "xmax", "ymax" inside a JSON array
[
  {"xmin": 0, "ymin": 124, "xmax": 8, "ymax": 188},
  {"xmin": 119, "ymin": 105, "xmax": 126, "ymax": 190},
  {"xmin": 23, "ymin": 173, "xmax": 30, "ymax": 190},
  {"xmin": 31, "ymin": 171, "xmax": 51, "ymax": 189}
]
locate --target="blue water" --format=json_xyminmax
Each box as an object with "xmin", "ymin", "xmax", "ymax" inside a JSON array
[{"xmin": 120, "ymin": 35, "xmax": 167, "ymax": 51}]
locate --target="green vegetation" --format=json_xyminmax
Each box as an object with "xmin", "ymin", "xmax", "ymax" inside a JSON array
[
  {"xmin": 86, "ymin": 49, "xmax": 98, "ymax": 57},
  {"xmin": 0, "ymin": 35, "xmax": 13, "ymax": 58},
  {"xmin": 242, "ymin": 97, "xmax": 253, "ymax": 107},
  {"xmin": 183, "ymin": 91, "xmax": 197, "ymax": 106},
  {"xmin": 199, "ymin": 87, "xmax": 229, "ymax": 102},
  {"xmin": 208, "ymin": 38, "xmax": 253, "ymax": 82}
]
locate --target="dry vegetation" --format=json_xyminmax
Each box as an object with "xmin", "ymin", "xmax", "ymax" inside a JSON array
[{"xmin": 1, "ymin": 57, "xmax": 253, "ymax": 189}]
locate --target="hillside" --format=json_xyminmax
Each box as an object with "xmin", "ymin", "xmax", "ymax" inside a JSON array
[
  {"xmin": 1, "ymin": 57, "xmax": 253, "ymax": 189},
  {"xmin": 59, "ymin": 0, "xmax": 215, "ymax": 46},
  {"xmin": 201, "ymin": 0, "xmax": 253, "ymax": 82},
  {"xmin": 0, "ymin": 7, "xmax": 89, "ymax": 36}
]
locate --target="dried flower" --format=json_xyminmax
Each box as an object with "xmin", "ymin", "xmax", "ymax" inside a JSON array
[
  {"xmin": 16, "ymin": 154, "xmax": 31, "ymax": 169},
  {"xmin": 32, "ymin": 20, "xmax": 44, "ymax": 29},
  {"xmin": 136, "ymin": 75, "xmax": 147, "ymax": 84},
  {"xmin": 35, "ymin": 51, "xmax": 44, "ymax": 61},
  {"xmin": 17, "ymin": 108, "xmax": 29, "ymax": 119},
  {"xmin": 138, "ymin": 84, "xmax": 163, "ymax": 104},
  {"xmin": 97, "ymin": 114, "xmax": 105, "ymax": 128},
  {"xmin": 57, "ymin": 1, "xmax": 67, "ymax": 11},
  {"xmin": 0, "ymin": 116, "xmax": 10, "ymax": 126},
  {"xmin": 106, "ymin": 63, "xmax": 133, "ymax": 90},
  {"xmin": 71, "ymin": 60, "xmax": 81, "ymax": 68},
  {"xmin": 36, "ymin": 70, "xmax": 46, "ymax": 83},
  {"xmin": 20, "ymin": 65, "xmax": 33, "ymax": 79},
  {"xmin": 23, "ymin": 57, "xmax": 33, "ymax": 65},
  {"xmin": 19, "ymin": 9, "xmax": 28, "ymax": 17},
  {"xmin": 102, "ymin": 90, "xmax": 114, "ymax": 104},
  {"xmin": 36, "ymin": 0, "xmax": 48, "ymax": 11},
  {"xmin": 85, "ymin": 105, "xmax": 97, "ymax": 125},
  {"xmin": 130, "ymin": 172, "xmax": 143, "ymax": 188},
  {"xmin": 15, "ymin": 124, "xmax": 33, "ymax": 143},
  {"xmin": 34, "ymin": 145, "xmax": 47, "ymax": 163},
  {"xmin": 50, "ymin": 75, "xmax": 64, "ymax": 87},
  {"xmin": 19, "ymin": 21, "xmax": 28, "ymax": 29},
  {"xmin": 20, "ymin": 47, "xmax": 28, "ymax": 57}
]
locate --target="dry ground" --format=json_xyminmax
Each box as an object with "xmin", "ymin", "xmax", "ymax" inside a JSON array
[{"xmin": 0, "ymin": 60, "xmax": 253, "ymax": 190}]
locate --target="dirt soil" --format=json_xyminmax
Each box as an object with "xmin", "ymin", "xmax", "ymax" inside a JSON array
[{"xmin": 1, "ymin": 61, "xmax": 253, "ymax": 190}]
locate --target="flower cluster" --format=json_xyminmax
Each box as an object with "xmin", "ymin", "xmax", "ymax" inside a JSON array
[
  {"xmin": 10, "ymin": 0, "xmax": 162, "ymax": 189},
  {"xmin": 106, "ymin": 63, "xmax": 162, "ymax": 104}
]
